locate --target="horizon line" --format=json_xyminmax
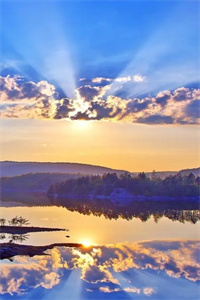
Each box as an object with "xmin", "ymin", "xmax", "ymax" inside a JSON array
[{"xmin": 1, "ymin": 160, "xmax": 199, "ymax": 173}]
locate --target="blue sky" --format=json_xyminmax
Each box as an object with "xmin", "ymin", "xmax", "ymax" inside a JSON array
[
  {"xmin": 1, "ymin": 0, "xmax": 199, "ymax": 91},
  {"xmin": 0, "ymin": 0, "xmax": 199, "ymax": 170}
]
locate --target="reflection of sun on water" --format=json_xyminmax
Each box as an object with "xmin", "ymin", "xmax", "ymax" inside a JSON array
[{"xmin": 81, "ymin": 239, "xmax": 92, "ymax": 247}]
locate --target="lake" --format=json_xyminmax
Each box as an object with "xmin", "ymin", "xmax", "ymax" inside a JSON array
[
  {"xmin": 0, "ymin": 204, "xmax": 200, "ymax": 300},
  {"xmin": 0, "ymin": 206, "xmax": 199, "ymax": 245}
]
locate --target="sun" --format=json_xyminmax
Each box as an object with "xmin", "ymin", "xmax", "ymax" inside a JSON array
[
  {"xmin": 81, "ymin": 239, "xmax": 92, "ymax": 247},
  {"xmin": 72, "ymin": 120, "xmax": 92, "ymax": 131}
]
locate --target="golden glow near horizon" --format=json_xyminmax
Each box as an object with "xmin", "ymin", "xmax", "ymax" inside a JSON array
[
  {"xmin": 1, "ymin": 119, "xmax": 199, "ymax": 172},
  {"xmin": 1, "ymin": 206, "xmax": 199, "ymax": 245},
  {"xmin": 71, "ymin": 120, "xmax": 93, "ymax": 131}
]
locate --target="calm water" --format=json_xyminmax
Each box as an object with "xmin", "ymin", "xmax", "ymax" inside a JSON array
[
  {"xmin": 0, "ymin": 205, "xmax": 200, "ymax": 300},
  {"xmin": 0, "ymin": 206, "xmax": 199, "ymax": 245}
]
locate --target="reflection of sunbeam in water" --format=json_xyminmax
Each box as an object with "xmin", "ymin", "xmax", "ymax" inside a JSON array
[
  {"xmin": 81, "ymin": 239, "xmax": 92, "ymax": 248},
  {"xmin": 42, "ymin": 269, "xmax": 82, "ymax": 300},
  {"xmin": 0, "ymin": 240, "xmax": 199, "ymax": 298},
  {"xmin": 112, "ymin": 271, "xmax": 140, "ymax": 296},
  {"xmin": 112, "ymin": 269, "xmax": 156, "ymax": 297}
]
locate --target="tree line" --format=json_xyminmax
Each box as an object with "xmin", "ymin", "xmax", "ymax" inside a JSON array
[{"xmin": 47, "ymin": 172, "xmax": 200, "ymax": 198}]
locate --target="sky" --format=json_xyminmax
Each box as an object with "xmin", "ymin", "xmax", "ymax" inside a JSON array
[{"xmin": 0, "ymin": 0, "xmax": 199, "ymax": 171}]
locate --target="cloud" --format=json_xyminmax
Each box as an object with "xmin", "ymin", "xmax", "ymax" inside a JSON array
[
  {"xmin": 91, "ymin": 77, "xmax": 112, "ymax": 84},
  {"xmin": 137, "ymin": 115, "xmax": 174, "ymax": 124},
  {"xmin": 54, "ymin": 98, "xmax": 75, "ymax": 119},
  {"xmin": 115, "ymin": 75, "xmax": 143, "ymax": 83},
  {"xmin": 133, "ymin": 74, "xmax": 146, "ymax": 82},
  {"xmin": 87, "ymin": 74, "xmax": 145, "ymax": 85},
  {"xmin": 155, "ymin": 90, "xmax": 171, "ymax": 107},
  {"xmin": 173, "ymin": 87, "xmax": 192, "ymax": 101},
  {"xmin": 1, "ymin": 75, "xmax": 200, "ymax": 124},
  {"xmin": 0, "ymin": 76, "xmax": 57, "ymax": 119},
  {"xmin": 0, "ymin": 240, "xmax": 199, "ymax": 297},
  {"xmin": 0, "ymin": 75, "xmax": 55, "ymax": 103},
  {"xmin": 184, "ymin": 100, "xmax": 200, "ymax": 119},
  {"xmin": 77, "ymin": 85, "xmax": 101, "ymax": 101}
]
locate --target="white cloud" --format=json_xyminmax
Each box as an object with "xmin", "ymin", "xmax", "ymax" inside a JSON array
[{"xmin": 0, "ymin": 75, "xmax": 199, "ymax": 124}]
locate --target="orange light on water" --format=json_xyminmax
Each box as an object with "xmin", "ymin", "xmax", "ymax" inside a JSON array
[{"xmin": 81, "ymin": 239, "xmax": 92, "ymax": 247}]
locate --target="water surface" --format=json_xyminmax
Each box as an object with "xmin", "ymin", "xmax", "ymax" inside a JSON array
[
  {"xmin": 0, "ymin": 206, "xmax": 199, "ymax": 245},
  {"xmin": 0, "ymin": 205, "xmax": 199, "ymax": 300}
]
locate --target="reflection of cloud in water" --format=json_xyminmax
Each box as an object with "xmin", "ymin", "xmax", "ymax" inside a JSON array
[{"xmin": 0, "ymin": 240, "xmax": 200, "ymax": 299}]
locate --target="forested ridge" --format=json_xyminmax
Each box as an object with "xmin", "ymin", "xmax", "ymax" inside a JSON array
[{"xmin": 48, "ymin": 172, "xmax": 200, "ymax": 198}]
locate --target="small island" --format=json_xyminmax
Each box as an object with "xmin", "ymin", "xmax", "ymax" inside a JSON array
[
  {"xmin": 0, "ymin": 242, "xmax": 84, "ymax": 260},
  {"xmin": 0, "ymin": 216, "xmax": 68, "ymax": 234},
  {"xmin": 0, "ymin": 216, "xmax": 83, "ymax": 261}
]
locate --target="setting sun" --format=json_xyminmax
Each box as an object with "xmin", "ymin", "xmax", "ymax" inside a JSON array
[{"xmin": 72, "ymin": 120, "xmax": 92, "ymax": 131}]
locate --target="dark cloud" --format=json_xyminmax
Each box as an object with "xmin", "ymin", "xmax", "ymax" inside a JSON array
[
  {"xmin": 173, "ymin": 87, "xmax": 191, "ymax": 101},
  {"xmin": 54, "ymin": 98, "xmax": 74, "ymax": 119},
  {"xmin": 137, "ymin": 115, "xmax": 174, "ymax": 124},
  {"xmin": 183, "ymin": 265, "xmax": 200, "ymax": 281},
  {"xmin": 77, "ymin": 85, "xmax": 100, "ymax": 101},
  {"xmin": 20, "ymin": 82, "xmax": 42, "ymax": 99},
  {"xmin": 127, "ymin": 98, "xmax": 151, "ymax": 112},
  {"xmin": 90, "ymin": 102, "xmax": 120, "ymax": 120},
  {"xmin": 142, "ymin": 240, "xmax": 181, "ymax": 251},
  {"xmin": 156, "ymin": 93, "xmax": 171, "ymax": 107},
  {"xmin": 184, "ymin": 99, "xmax": 200, "ymax": 119},
  {"xmin": 1, "ymin": 75, "xmax": 200, "ymax": 124},
  {"xmin": 164, "ymin": 260, "xmax": 180, "ymax": 273},
  {"xmin": 71, "ymin": 111, "xmax": 91, "ymax": 120}
]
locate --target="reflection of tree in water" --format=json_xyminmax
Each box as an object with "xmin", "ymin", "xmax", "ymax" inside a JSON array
[
  {"xmin": 8, "ymin": 216, "xmax": 30, "ymax": 226},
  {"xmin": 0, "ymin": 216, "xmax": 30, "ymax": 227},
  {"xmin": 0, "ymin": 216, "xmax": 31, "ymax": 243},
  {"xmin": 8, "ymin": 234, "xmax": 29, "ymax": 243},
  {"xmin": 0, "ymin": 233, "xmax": 6, "ymax": 240},
  {"xmin": 0, "ymin": 218, "xmax": 6, "ymax": 226},
  {"xmin": 50, "ymin": 198, "xmax": 200, "ymax": 224},
  {"xmin": 0, "ymin": 233, "xmax": 30, "ymax": 243}
]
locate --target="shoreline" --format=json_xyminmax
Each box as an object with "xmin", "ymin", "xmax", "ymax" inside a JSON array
[
  {"xmin": 0, "ymin": 242, "xmax": 84, "ymax": 260},
  {"xmin": 0, "ymin": 225, "xmax": 68, "ymax": 234}
]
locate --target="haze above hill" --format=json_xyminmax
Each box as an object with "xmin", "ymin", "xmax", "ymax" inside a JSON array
[
  {"xmin": 0, "ymin": 161, "xmax": 127, "ymax": 177},
  {"xmin": 0, "ymin": 161, "xmax": 199, "ymax": 178}
]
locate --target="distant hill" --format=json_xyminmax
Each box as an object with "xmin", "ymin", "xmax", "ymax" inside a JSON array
[
  {"xmin": 0, "ymin": 161, "xmax": 199, "ymax": 178},
  {"xmin": 178, "ymin": 167, "xmax": 200, "ymax": 177},
  {"xmin": 0, "ymin": 161, "xmax": 128, "ymax": 177},
  {"xmin": 0, "ymin": 173, "xmax": 81, "ymax": 191},
  {"xmin": 138, "ymin": 168, "xmax": 200, "ymax": 179},
  {"xmin": 0, "ymin": 163, "xmax": 199, "ymax": 206}
]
